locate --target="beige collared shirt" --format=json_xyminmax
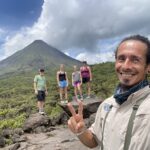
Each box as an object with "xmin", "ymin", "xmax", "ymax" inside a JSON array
[{"xmin": 89, "ymin": 85, "xmax": 150, "ymax": 150}]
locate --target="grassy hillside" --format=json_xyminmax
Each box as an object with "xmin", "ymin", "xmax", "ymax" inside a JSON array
[{"xmin": 0, "ymin": 62, "xmax": 118, "ymax": 131}]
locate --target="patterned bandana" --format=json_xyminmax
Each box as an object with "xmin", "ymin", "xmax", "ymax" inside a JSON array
[{"xmin": 114, "ymin": 80, "xmax": 149, "ymax": 105}]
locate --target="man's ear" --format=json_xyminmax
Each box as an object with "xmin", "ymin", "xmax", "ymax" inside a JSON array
[{"xmin": 147, "ymin": 65, "xmax": 150, "ymax": 74}]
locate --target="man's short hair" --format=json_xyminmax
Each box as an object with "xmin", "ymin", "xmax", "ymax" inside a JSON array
[
  {"xmin": 115, "ymin": 35, "xmax": 150, "ymax": 64},
  {"xmin": 39, "ymin": 68, "xmax": 45, "ymax": 72}
]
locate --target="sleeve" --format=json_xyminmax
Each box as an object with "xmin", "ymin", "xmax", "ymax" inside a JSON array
[{"xmin": 88, "ymin": 104, "xmax": 104, "ymax": 145}]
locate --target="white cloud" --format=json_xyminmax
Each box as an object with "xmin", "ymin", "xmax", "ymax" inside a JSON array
[
  {"xmin": 1, "ymin": 0, "xmax": 150, "ymax": 63},
  {"xmin": 76, "ymin": 51, "xmax": 115, "ymax": 64},
  {"xmin": 64, "ymin": 52, "xmax": 70, "ymax": 56}
]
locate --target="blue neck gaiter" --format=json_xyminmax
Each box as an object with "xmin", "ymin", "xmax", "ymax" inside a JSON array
[{"xmin": 114, "ymin": 80, "xmax": 149, "ymax": 105}]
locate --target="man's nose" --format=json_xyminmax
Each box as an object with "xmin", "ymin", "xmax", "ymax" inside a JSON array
[{"xmin": 122, "ymin": 58, "xmax": 132, "ymax": 69}]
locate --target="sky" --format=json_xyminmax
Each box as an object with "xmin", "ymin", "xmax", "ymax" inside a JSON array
[{"xmin": 0, "ymin": 0, "xmax": 150, "ymax": 64}]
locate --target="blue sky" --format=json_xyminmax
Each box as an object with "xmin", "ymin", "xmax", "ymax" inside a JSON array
[
  {"xmin": 0, "ymin": 0, "xmax": 150, "ymax": 64},
  {"xmin": 0, "ymin": 0, "xmax": 43, "ymax": 29}
]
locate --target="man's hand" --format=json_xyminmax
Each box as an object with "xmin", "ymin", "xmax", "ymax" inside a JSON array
[
  {"xmin": 67, "ymin": 100, "xmax": 98, "ymax": 148},
  {"xmin": 67, "ymin": 101, "xmax": 85, "ymax": 134}
]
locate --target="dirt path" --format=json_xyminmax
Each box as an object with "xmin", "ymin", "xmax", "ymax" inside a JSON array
[{"xmin": 1, "ymin": 126, "xmax": 99, "ymax": 150}]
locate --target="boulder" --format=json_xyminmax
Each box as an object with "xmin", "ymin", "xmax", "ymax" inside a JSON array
[
  {"xmin": 12, "ymin": 134, "xmax": 27, "ymax": 143},
  {"xmin": 13, "ymin": 128, "xmax": 24, "ymax": 136},
  {"xmin": 0, "ymin": 137, "xmax": 5, "ymax": 148},
  {"xmin": 59, "ymin": 97, "xmax": 102, "ymax": 118},
  {"xmin": 9, "ymin": 143, "xmax": 20, "ymax": 150},
  {"xmin": 23, "ymin": 113, "xmax": 50, "ymax": 132},
  {"xmin": 2, "ymin": 129, "xmax": 13, "ymax": 138}
]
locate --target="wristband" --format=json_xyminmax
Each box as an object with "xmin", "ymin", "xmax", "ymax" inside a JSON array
[{"xmin": 75, "ymin": 127, "xmax": 87, "ymax": 137}]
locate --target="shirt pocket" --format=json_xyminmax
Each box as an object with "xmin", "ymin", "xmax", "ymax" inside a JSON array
[
  {"xmin": 133, "ymin": 112, "xmax": 150, "ymax": 137},
  {"xmin": 130, "ymin": 114, "xmax": 150, "ymax": 150},
  {"xmin": 119, "ymin": 110, "xmax": 150, "ymax": 141}
]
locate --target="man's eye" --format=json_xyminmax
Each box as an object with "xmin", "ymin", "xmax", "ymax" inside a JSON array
[
  {"xmin": 132, "ymin": 58, "xmax": 139, "ymax": 63},
  {"xmin": 117, "ymin": 56, "xmax": 125, "ymax": 62},
  {"xmin": 131, "ymin": 56, "xmax": 140, "ymax": 63}
]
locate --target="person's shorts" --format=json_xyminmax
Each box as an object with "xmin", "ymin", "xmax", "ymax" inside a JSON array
[
  {"xmin": 82, "ymin": 77, "xmax": 90, "ymax": 83},
  {"xmin": 37, "ymin": 90, "xmax": 46, "ymax": 101},
  {"xmin": 59, "ymin": 80, "xmax": 67, "ymax": 88},
  {"xmin": 73, "ymin": 81, "xmax": 81, "ymax": 87}
]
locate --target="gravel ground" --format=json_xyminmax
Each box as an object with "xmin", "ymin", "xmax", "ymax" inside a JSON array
[{"xmin": 1, "ymin": 126, "xmax": 99, "ymax": 150}]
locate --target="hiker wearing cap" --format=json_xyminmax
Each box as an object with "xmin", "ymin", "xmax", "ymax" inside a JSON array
[
  {"xmin": 34, "ymin": 69, "xmax": 48, "ymax": 115},
  {"xmin": 67, "ymin": 35, "xmax": 150, "ymax": 150},
  {"xmin": 56, "ymin": 64, "xmax": 69, "ymax": 104},
  {"xmin": 80, "ymin": 61, "xmax": 92, "ymax": 98}
]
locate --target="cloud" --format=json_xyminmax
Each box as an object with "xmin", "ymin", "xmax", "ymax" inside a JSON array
[
  {"xmin": 1, "ymin": 0, "xmax": 150, "ymax": 63},
  {"xmin": 76, "ymin": 51, "xmax": 115, "ymax": 64}
]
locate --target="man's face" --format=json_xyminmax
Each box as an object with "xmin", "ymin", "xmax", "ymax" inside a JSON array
[{"xmin": 115, "ymin": 40, "xmax": 149, "ymax": 87}]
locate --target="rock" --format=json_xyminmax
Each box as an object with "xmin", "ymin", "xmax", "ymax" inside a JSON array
[
  {"xmin": 85, "ymin": 113, "xmax": 96, "ymax": 128},
  {"xmin": 12, "ymin": 134, "xmax": 27, "ymax": 143},
  {"xmin": 23, "ymin": 113, "xmax": 50, "ymax": 132},
  {"xmin": 89, "ymin": 113, "xmax": 96, "ymax": 125},
  {"xmin": 0, "ymin": 137, "xmax": 5, "ymax": 148},
  {"xmin": 9, "ymin": 143, "xmax": 20, "ymax": 150},
  {"xmin": 50, "ymin": 111, "xmax": 69, "ymax": 126},
  {"xmin": 34, "ymin": 126, "xmax": 47, "ymax": 133},
  {"xmin": 13, "ymin": 128, "xmax": 24, "ymax": 136},
  {"xmin": 59, "ymin": 97, "xmax": 102, "ymax": 118},
  {"xmin": 0, "ymin": 97, "xmax": 102, "ymax": 149},
  {"xmin": 0, "ymin": 126, "xmax": 99, "ymax": 150},
  {"xmin": 2, "ymin": 129, "xmax": 13, "ymax": 138},
  {"xmin": 46, "ymin": 126, "xmax": 57, "ymax": 132}
]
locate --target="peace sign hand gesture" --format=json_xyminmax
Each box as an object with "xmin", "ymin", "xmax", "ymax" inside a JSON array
[
  {"xmin": 67, "ymin": 101, "xmax": 86, "ymax": 134},
  {"xmin": 67, "ymin": 101, "xmax": 98, "ymax": 148}
]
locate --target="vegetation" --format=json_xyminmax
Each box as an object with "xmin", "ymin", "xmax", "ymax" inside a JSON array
[
  {"xmin": 1, "ymin": 61, "xmax": 149, "ymax": 132},
  {"xmin": 0, "ymin": 62, "xmax": 119, "ymax": 131}
]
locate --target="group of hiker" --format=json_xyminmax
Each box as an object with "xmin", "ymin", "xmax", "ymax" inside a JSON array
[
  {"xmin": 56, "ymin": 61, "xmax": 92, "ymax": 103},
  {"xmin": 33, "ymin": 61, "xmax": 92, "ymax": 114}
]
